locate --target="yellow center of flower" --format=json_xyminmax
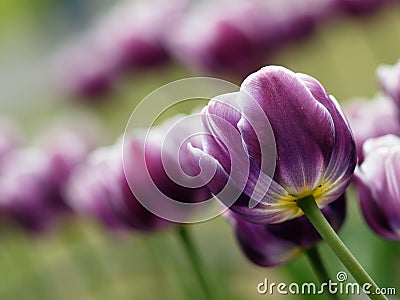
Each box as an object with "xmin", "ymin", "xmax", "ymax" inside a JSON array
[{"xmin": 272, "ymin": 179, "xmax": 333, "ymax": 221}]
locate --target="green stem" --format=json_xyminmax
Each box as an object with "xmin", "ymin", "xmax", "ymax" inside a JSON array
[
  {"xmin": 305, "ymin": 247, "xmax": 339, "ymax": 300},
  {"xmin": 297, "ymin": 196, "xmax": 387, "ymax": 300},
  {"xmin": 177, "ymin": 226, "xmax": 216, "ymax": 300},
  {"xmin": 305, "ymin": 247, "xmax": 330, "ymax": 283}
]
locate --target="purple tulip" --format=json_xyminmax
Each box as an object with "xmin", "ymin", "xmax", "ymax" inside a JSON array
[
  {"xmin": 168, "ymin": 0, "xmax": 334, "ymax": 77},
  {"xmin": 0, "ymin": 148, "xmax": 57, "ymax": 231},
  {"xmin": 354, "ymin": 134, "xmax": 400, "ymax": 240},
  {"xmin": 0, "ymin": 128, "xmax": 92, "ymax": 232},
  {"xmin": 190, "ymin": 66, "xmax": 356, "ymax": 224},
  {"xmin": 55, "ymin": 37, "xmax": 119, "ymax": 99},
  {"xmin": 344, "ymin": 95, "xmax": 400, "ymax": 162},
  {"xmin": 93, "ymin": 0, "xmax": 186, "ymax": 71},
  {"xmin": 65, "ymin": 141, "xmax": 166, "ymax": 232},
  {"xmin": 377, "ymin": 59, "xmax": 400, "ymax": 108},
  {"xmin": 226, "ymin": 195, "xmax": 346, "ymax": 267},
  {"xmin": 123, "ymin": 114, "xmax": 211, "ymax": 224},
  {"xmin": 168, "ymin": 0, "xmax": 281, "ymax": 76},
  {"xmin": 56, "ymin": 0, "xmax": 186, "ymax": 99}
]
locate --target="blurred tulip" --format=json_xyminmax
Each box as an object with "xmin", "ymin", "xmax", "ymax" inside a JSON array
[
  {"xmin": 65, "ymin": 141, "xmax": 167, "ymax": 232},
  {"xmin": 354, "ymin": 134, "xmax": 400, "ymax": 240},
  {"xmin": 344, "ymin": 95, "xmax": 400, "ymax": 162},
  {"xmin": 94, "ymin": 0, "xmax": 186, "ymax": 71},
  {"xmin": 0, "ymin": 148, "xmax": 66, "ymax": 232},
  {"xmin": 0, "ymin": 127, "xmax": 92, "ymax": 232},
  {"xmin": 124, "ymin": 113, "xmax": 211, "ymax": 224},
  {"xmin": 191, "ymin": 66, "xmax": 356, "ymax": 224},
  {"xmin": 168, "ymin": 0, "xmax": 334, "ymax": 77},
  {"xmin": 55, "ymin": 0, "xmax": 187, "ymax": 99},
  {"xmin": 226, "ymin": 195, "xmax": 346, "ymax": 267},
  {"xmin": 55, "ymin": 36, "xmax": 119, "ymax": 99},
  {"xmin": 377, "ymin": 59, "xmax": 400, "ymax": 108},
  {"xmin": 167, "ymin": 0, "xmax": 271, "ymax": 76},
  {"xmin": 37, "ymin": 127, "xmax": 94, "ymax": 191}
]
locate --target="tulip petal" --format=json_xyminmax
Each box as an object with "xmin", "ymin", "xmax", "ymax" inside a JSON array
[
  {"xmin": 298, "ymin": 74, "xmax": 356, "ymax": 206},
  {"xmin": 355, "ymin": 137, "xmax": 400, "ymax": 240},
  {"xmin": 240, "ymin": 66, "xmax": 335, "ymax": 195},
  {"xmin": 225, "ymin": 211, "xmax": 301, "ymax": 267},
  {"xmin": 381, "ymin": 152, "xmax": 400, "ymax": 233},
  {"xmin": 355, "ymin": 175, "xmax": 399, "ymax": 240}
]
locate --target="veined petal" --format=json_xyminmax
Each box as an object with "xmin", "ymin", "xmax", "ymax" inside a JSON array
[
  {"xmin": 355, "ymin": 174, "xmax": 399, "ymax": 240},
  {"xmin": 355, "ymin": 136, "xmax": 400, "ymax": 240},
  {"xmin": 240, "ymin": 66, "xmax": 335, "ymax": 195},
  {"xmin": 299, "ymin": 74, "xmax": 356, "ymax": 206}
]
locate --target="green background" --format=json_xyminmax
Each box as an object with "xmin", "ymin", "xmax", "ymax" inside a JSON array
[{"xmin": 0, "ymin": 1, "xmax": 400, "ymax": 299}]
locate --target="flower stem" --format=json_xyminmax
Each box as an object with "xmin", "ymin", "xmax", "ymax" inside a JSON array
[
  {"xmin": 297, "ymin": 196, "xmax": 387, "ymax": 300},
  {"xmin": 177, "ymin": 226, "xmax": 216, "ymax": 300},
  {"xmin": 305, "ymin": 247, "xmax": 339, "ymax": 300}
]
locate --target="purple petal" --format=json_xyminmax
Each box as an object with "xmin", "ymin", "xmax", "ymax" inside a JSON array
[
  {"xmin": 355, "ymin": 136, "xmax": 400, "ymax": 240},
  {"xmin": 298, "ymin": 74, "xmax": 356, "ymax": 206},
  {"xmin": 225, "ymin": 211, "xmax": 301, "ymax": 267},
  {"xmin": 355, "ymin": 175, "xmax": 399, "ymax": 240},
  {"xmin": 240, "ymin": 66, "xmax": 335, "ymax": 195}
]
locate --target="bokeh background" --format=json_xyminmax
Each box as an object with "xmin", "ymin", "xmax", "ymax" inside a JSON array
[{"xmin": 1, "ymin": 0, "xmax": 400, "ymax": 299}]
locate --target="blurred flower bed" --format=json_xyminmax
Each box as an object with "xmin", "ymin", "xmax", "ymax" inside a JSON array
[{"xmin": 1, "ymin": 0, "xmax": 400, "ymax": 299}]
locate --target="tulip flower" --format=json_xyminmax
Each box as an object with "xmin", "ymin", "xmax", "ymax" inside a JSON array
[
  {"xmin": 226, "ymin": 195, "xmax": 346, "ymax": 267},
  {"xmin": 0, "ymin": 148, "xmax": 58, "ymax": 231},
  {"xmin": 0, "ymin": 127, "xmax": 91, "ymax": 232},
  {"xmin": 191, "ymin": 66, "xmax": 356, "ymax": 224},
  {"xmin": 168, "ymin": 0, "xmax": 338, "ymax": 77},
  {"xmin": 191, "ymin": 66, "xmax": 387, "ymax": 298},
  {"xmin": 56, "ymin": 0, "xmax": 187, "ymax": 99},
  {"xmin": 344, "ymin": 95, "xmax": 400, "ymax": 162},
  {"xmin": 92, "ymin": 0, "xmax": 186, "ymax": 72},
  {"xmin": 66, "ymin": 137, "xmax": 174, "ymax": 232},
  {"xmin": 354, "ymin": 134, "xmax": 400, "ymax": 240},
  {"xmin": 377, "ymin": 59, "xmax": 400, "ymax": 108},
  {"xmin": 55, "ymin": 36, "xmax": 120, "ymax": 99},
  {"xmin": 123, "ymin": 114, "xmax": 211, "ymax": 224},
  {"xmin": 167, "ymin": 0, "xmax": 272, "ymax": 76}
]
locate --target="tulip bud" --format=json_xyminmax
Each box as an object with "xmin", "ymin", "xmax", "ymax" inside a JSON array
[
  {"xmin": 192, "ymin": 66, "xmax": 356, "ymax": 224},
  {"xmin": 354, "ymin": 134, "xmax": 400, "ymax": 240}
]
